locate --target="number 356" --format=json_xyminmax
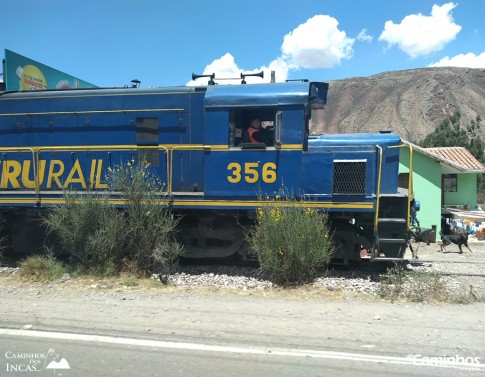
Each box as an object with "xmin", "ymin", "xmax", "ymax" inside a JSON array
[{"xmin": 227, "ymin": 162, "xmax": 277, "ymax": 183}]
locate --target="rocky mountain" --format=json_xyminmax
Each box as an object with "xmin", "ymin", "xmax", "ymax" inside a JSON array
[{"xmin": 315, "ymin": 67, "xmax": 485, "ymax": 144}]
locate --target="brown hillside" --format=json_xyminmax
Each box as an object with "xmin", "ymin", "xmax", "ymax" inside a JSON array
[{"xmin": 315, "ymin": 67, "xmax": 485, "ymax": 143}]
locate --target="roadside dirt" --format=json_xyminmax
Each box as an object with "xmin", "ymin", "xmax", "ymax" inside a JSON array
[
  {"xmin": 0, "ymin": 242, "xmax": 484, "ymax": 367},
  {"xmin": 403, "ymin": 240, "xmax": 485, "ymax": 301},
  {"xmin": 0, "ymin": 276, "xmax": 484, "ymax": 363}
]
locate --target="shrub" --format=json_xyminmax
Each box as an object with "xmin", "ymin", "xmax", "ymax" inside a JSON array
[
  {"xmin": 19, "ymin": 254, "xmax": 66, "ymax": 281},
  {"xmin": 123, "ymin": 275, "xmax": 139, "ymax": 287},
  {"xmin": 0, "ymin": 215, "xmax": 10, "ymax": 261},
  {"xmin": 44, "ymin": 160, "xmax": 183, "ymax": 278},
  {"xmin": 0, "ymin": 236, "xmax": 5, "ymax": 263},
  {"xmin": 44, "ymin": 190, "xmax": 126, "ymax": 276},
  {"xmin": 248, "ymin": 194, "xmax": 334, "ymax": 285},
  {"xmin": 107, "ymin": 160, "xmax": 183, "ymax": 278},
  {"xmin": 378, "ymin": 264, "xmax": 449, "ymax": 302}
]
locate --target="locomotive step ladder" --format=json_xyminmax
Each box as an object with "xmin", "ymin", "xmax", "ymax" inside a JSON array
[{"xmin": 372, "ymin": 218, "xmax": 408, "ymax": 262}]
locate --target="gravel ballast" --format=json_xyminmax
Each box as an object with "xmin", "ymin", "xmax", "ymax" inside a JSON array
[{"xmin": 1, "ymin": 241, "xmax": 484, "ymax": 300}]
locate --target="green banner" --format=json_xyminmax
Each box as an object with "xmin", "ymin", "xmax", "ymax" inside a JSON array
[{"xmin": 4, "ymin": 49, "xmax": 97, "ymax": 91}]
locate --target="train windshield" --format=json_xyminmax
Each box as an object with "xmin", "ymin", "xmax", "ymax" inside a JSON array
[
  {"xmin": 307, "ymin": 83, "xmax": 329, "ymax": 136},
  {"xmin": 309, "ymin": 82, "xmax": 329, "ymax": 108}
]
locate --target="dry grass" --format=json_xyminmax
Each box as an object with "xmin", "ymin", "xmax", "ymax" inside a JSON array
[{"xmin": 18, "ymin": 254, "xmax": 66, "ymax": 282}]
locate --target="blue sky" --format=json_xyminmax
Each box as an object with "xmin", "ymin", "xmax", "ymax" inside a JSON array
[{"xmin": 1, "ymin": 0, "xmax": 483, "ymax": 88}]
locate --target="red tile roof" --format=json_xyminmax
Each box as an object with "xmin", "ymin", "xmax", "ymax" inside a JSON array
[{"xmin": 425, "ymin": 147, "xmax": 485, "ymax": 171}]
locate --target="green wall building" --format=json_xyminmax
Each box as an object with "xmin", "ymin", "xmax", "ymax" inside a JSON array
[{"xmin": 399, "ymin": 143, "xmax": 485, "ymax": 236}]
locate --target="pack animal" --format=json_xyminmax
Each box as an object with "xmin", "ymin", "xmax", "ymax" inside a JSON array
[{"xmin": 439, "ymin": 231, "xmax": 472, "ymax": 253}]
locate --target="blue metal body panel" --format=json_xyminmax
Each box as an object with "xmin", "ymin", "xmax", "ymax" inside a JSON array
[
  {"xmin": 0, "ymin": 80, "xmax": 410, "ymax": 261},
  {"xmin": 305, "ymin": 133, "xmax": 401, "ymax": 196},
  {"xmin": 203, "ymin": 82, "xmax": 311, "ymax": 108},
  {"xmin": 204, "ymin": 150, "xmax": 302, "ymax": 197},
  {"xmin": 0, "ymin": 82, "xmax": 402, "ymax": 213},
  {"xmin": 0, "ymin": 86, "xmax": 208, "ymax": 193}
]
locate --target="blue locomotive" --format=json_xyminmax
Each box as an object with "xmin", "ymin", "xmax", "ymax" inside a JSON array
[{"xmin": 0, "ymin": 75, "xmax": 411, "ymax": 263}]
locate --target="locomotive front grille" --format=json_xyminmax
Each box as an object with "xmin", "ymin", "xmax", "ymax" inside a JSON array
[{"xmin": 332, "ymin": 159, "xmax": 366, "ymax": 195}]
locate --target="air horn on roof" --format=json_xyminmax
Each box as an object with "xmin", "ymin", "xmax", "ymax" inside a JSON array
[
  {"xmin": 191, "ymin": 73, "xmax": 216, "ymax": 85},
  {"xmin": 191, "ymin": 71, "xmax": 264, "ymax": 85},
  {"xmin": 241, "ymin": 71, "xmax": 264, "ymax": 84}
]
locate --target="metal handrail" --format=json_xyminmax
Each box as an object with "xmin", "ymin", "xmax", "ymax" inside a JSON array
[
  {"xmin": 0, "ymin": 145, "xmax": 180, "ymax": 194},
  {"xmin": 374, "ymin": 145, "xmax": 383, "ymax": 232},
  {"xmin": 388, "ymin": 143, "xmax": 413, "ymax": 230}
]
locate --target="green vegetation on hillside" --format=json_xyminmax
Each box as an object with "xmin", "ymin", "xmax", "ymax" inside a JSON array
[{"xmin": 419, "ymin": 111, "xmax": 485, "ymax": 201}]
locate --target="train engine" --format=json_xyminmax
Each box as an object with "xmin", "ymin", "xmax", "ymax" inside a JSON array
[{"xmin": 0, "ymin": 76, "xmax": 411, "ymax": 263}]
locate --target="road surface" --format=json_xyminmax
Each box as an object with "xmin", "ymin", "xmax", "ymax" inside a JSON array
[{"xmin": 0, "ymin": 286, "xmax": 484, "ymax": 376}]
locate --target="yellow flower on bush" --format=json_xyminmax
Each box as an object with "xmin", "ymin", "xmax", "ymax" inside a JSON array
[
  {"xmin": 304, "ymin": 207, "xmax": 316, "ymax": 216},
  {"xmin": 270, "ymin": 208, "xmax": 281, "ymax": 222}
]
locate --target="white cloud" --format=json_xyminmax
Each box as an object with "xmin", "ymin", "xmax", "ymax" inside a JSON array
[
  {"xmin": 187, "ymin": 14, "xmax": 354, "ymax": 85},
  {"xmin": 378, "ymin": 2, "xmax": 461, "ymax": 58},
  {"xmin": 357, "ymin": 28, "xmax": 373, "ymax": 43},
  {"xmin": 203, "ymin": 53, "xmax": 240, "ymax": 78},
  {"xmin": 429, "ymin": 52, "xmax": 485, "ymax": 68},
  {"xmin": 281, "ymin": 15, "xmax": 354, "ymax": 69}
]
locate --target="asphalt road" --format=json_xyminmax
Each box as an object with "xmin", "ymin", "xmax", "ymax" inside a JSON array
[
  {"xmin": 0, "ymin": 287, "xmax": 484, "ymax": 376},
  {"xmin": 2, "ymin": 331, "xmax": 482, "ymax": 377}
]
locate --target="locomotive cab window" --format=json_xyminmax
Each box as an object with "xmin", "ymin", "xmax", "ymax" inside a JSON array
[
  {"xmin": 137, "ymin": 117, "xmax": 160, "ymax": 167},
  {"xmin": 229, "ymin": 109, "xmax": 276, "ymax": 148}
]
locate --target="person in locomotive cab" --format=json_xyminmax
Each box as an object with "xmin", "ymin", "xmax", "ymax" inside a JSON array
[{"xmin": 247, "ymin": 118, "xmax": 268, "ymax": 145}]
